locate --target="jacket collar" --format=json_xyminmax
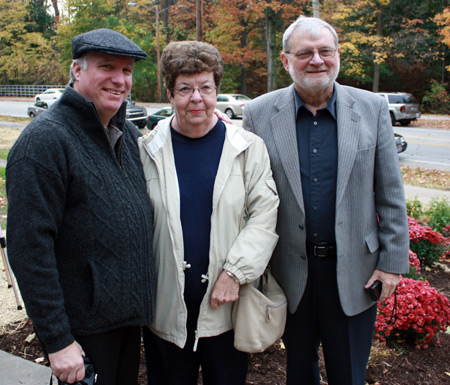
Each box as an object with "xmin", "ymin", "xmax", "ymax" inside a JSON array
[
  {"xmin": 59, "ymin": 84, "xmax": 127, "ymax": 132},
  {"xmin": 141, "ymin": 115, "xmax": 251, "ymax": 158},
  {"xmin": 270, "ymin": 85, "xmax": 304, "ymax": 211},
  {"xmin": 334, "ymin": 83, "xmax": 360, "ymax": 209}
]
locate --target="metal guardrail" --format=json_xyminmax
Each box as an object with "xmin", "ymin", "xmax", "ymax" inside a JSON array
[{"xmin": 0, "ymin": 85, "xmax": 66, "ymax": 97}]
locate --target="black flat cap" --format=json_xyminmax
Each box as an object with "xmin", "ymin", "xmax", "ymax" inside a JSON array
[{"xmin": 72, "ymin": 28, "xmax": 147, "ymax": 61}]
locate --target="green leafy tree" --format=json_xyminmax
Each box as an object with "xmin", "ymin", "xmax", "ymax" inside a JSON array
[
  {"xmin": 422, "ymin": 79, "xmax": 450, "ymax": 114},
  {"xmin": 378, "ymin": 0, "xmax": 449, "ymax": 100},
  {"xmin": 26, "ymin": 0, "xmax": 55, "ymax": 37},
  {"xmin": 0, "ymin": 0, "xmax": 64, "ymax": 84},
  {"xmin": 56, "ymin": 0, "xmax": 154, "ymax": 100}
]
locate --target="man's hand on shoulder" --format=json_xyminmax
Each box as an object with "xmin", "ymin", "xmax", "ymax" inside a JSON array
[
  {"xmin": 214, "ymin": 109, "xmax": 233, "ymax": 124},
  {"xmin": 48, "ymin": 340, "xmax": 85, "ymax": 383}
]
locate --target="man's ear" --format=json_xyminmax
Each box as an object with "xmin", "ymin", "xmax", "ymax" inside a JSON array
[
  {"xmin": 72, "ymin": 63, "xmax": 82, "ymax": 81},
  {"xmin": 281, "ymin": 52, "xmax": 290, "ymax": 72}
]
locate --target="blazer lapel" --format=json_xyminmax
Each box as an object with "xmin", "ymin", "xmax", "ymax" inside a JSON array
[
  {"xmin": 335, "ymin": 83, "xmax": 360, "ymax": 209},
  {"xmin": 270, "ymin": 85, "xmax": 304, "ymax": 211}
]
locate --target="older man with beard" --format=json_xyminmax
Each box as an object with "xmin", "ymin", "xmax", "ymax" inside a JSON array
[{"xmin": 243, "ymin": 16, "xmax": 409, "ymax": 385}]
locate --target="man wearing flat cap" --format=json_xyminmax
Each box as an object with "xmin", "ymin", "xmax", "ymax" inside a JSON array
[{"xmin": 6, "ymin": 28, "xmax": 155, "ymax": 385}]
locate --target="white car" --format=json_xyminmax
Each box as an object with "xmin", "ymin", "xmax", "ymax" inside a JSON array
[
  {"xmin": 216, "ymin": 94, "xmax": 251, "ymax": 119},
  {"xmin": 35, "ymin": 88, "xmax": 65, "ymax": 103}
]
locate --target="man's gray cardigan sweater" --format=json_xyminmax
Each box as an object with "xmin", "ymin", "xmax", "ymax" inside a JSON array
[{"xmin": 6, "ymin": 86, "xmax": 155, "ymax": 354}]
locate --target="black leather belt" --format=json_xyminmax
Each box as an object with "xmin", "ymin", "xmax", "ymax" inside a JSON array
[{"xmin": 306, "ymin": 242, "xmax": 337, "ymax": 258}]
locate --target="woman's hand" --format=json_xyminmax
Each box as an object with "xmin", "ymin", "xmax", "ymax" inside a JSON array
[{"xmin": 210, "ymin": 271, "xmax": 239, "ymax": 309}]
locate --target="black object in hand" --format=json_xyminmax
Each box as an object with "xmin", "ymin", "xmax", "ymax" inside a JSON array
[
  {"xmin": 365, "ymin": 280, "xmax": 382, "ymax": 301},
  {"xmin": 62, "ymin": 357, "xmax": 97, "ymax": 385}
]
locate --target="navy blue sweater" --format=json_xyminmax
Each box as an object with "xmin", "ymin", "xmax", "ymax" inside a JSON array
[
  {"xmin": 171, "ymin": 122, "xmax": 225, "ymax": 301},
  {"xmin": 6, "ymin": 86, "xmax": 155, "ymax": 353}
]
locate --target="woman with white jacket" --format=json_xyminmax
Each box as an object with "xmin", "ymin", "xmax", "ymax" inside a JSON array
[{"xmin": 138, "ymin": 41, "xmax": 279, "ymax": 385}]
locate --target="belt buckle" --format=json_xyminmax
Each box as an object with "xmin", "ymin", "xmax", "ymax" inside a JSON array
[{"xmin": 314, "ymin": 245, "xmax": 328, "ymax": 257}]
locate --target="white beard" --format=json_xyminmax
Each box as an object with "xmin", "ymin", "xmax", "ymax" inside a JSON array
[{"xmin": 289, "ymin": 61, "xmax": 340, "ymax": 93}]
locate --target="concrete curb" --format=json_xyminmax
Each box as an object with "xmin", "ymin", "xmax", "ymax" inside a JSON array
[{"xmin": 0, "ymin": 349, "xmax": 52, "ymax": 385}]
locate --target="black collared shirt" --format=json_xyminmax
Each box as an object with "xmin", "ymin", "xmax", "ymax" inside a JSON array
[{"xmin": 295, "ymin": 87, "xmax": 338, "ymax": 243}]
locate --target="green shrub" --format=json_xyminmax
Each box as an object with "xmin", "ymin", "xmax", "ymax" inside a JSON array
[
  {"xmin": 426, "ymin": 198, "xmax": 450, "ymax": 233},
  {"xmin": 408, "ymin": 217, "xmax": 446, "ymax": 267},
  {"xmin": 406, "ymin": 196, "xmax": 424, "ymax": 219},
  {"xmin": 422, "ymin": 79, "xmax": 450, "ymax": 114},
  {"xmin": 402, "ymin": 250, "xmax": 424, "ymax": 280}
]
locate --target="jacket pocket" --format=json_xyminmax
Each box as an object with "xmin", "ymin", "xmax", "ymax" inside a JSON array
[
  {"xmin": 365, "ymin": 228, "xmax": 380, "ymax": 254},
  {"xmin": 87, "ymin": 260, "xmax": 124, "ymax": 322},
  {"xmin": 87, "ymin": 261, "xmax": 100, "ymax": 316}
]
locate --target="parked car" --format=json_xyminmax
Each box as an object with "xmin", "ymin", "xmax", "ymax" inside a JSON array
[
  {"xmin": 395, "ymin": 133, "xmax": 407, "ymax": 154},
  {"xmin": 34, "ymin": 88, "xmax": 65, "ymax": 103},
  {"xmin": 216, "ymin": 94, "xmax": 251, "ymax": 119},
  {"xmin": 126, "ymin": 99, "xmax": 147, "ymax": 129},
  {"xmin": 146, "ymin": 107, "xmax": 173, "ymax": 130},
  {"xmin": 27, "ymin": 101, "xmax": 48, "ymax": 118},
  {"xmin": 377, "ymin": 92, "xmax": 421, "ymax": 126}
]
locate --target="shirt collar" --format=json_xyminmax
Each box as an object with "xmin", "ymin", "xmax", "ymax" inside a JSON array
[{"xmin": 294, "ymin": 83, "xmax": 337, "ymax": 120}]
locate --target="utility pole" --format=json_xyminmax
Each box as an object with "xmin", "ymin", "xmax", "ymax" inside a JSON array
[{"xmin": 312, "ymin": 0, "xmax": 320, "ymax": 18}]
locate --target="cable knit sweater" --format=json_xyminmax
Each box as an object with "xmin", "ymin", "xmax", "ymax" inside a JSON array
[{"xmin": 6, "ymin": 86, "xmax": 155, "ymax": 354}]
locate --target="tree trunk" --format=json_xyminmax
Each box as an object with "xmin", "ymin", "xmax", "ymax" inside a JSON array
[
  {"xmin": 240, "ymin": 29, "xmax": 248, "ymax": 95},
  {"xmin": 373, "ymin": 63, "xmax": 380, "ymax": 92},
  {"xmin": 196, "ymin": 0, "xmax": 203, "ymax": 41},
  {"xmin": 51, "ymin": 0, "xmax": 59, "ymax": 23},
  {"xmin": 373, "ymin": 5, "xmax": 382, "ymax": 92},
  {"xmin": 266, "ymin": 8, "xmax": 277, "ymax": 92}
]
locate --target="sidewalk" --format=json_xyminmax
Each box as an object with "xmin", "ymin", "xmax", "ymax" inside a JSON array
[
  {"xmin": 0, "ymin": 349, "xmax": 53, "ymax": 385},
  {"xmin": 404, "ymin": 184, "xmax": 450, "ymax": 205}
]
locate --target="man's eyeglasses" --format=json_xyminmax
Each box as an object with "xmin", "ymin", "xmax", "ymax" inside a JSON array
[
  {"xmin": 172, "ymin": 85, "xmax": 217, "ymax": 97},
  {"xmin": 285, "ymin": 48, "xmax": 338, "ymax": 61}
]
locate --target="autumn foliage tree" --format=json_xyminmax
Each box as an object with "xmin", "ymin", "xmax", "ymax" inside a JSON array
[
  {"xmin": 0, "ymin": 0, "xmax": 449, "ymax": 107},
  {"xmin": 435, "ymin": 6, "xmax": 450, "ymax": 73}
]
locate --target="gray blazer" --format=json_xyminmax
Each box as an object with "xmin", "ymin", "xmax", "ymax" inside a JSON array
[{"xmin": 243, "ymin": 83, "xmax": 410, "ymax": 316}]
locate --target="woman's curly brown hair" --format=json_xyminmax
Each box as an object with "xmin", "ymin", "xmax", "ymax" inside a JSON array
[{"xmin": 160, "ymin": 41, "xmax": 224, "ymax": 96}]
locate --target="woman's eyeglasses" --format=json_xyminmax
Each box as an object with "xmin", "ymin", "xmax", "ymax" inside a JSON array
[{"xmin": 172, "ymin": 85, "xmax": 217, "ymax": 97}]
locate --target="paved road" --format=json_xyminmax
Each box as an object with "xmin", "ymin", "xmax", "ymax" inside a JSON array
[
  {"xmin": 0, "ymin": 100, "xmax": 167, "ymax": 117},
  {"xmin": 396, "ymin": 126, "xmax": 450, "ymax": 172},
  {"xmin": 1, "ymin": 101, "xmax": 449, "ymax": 171}
]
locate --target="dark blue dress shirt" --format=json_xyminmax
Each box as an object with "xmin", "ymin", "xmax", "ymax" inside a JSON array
[{"xmin": 295, "ymin": 87, "xmax": 338, "ymax": 244}]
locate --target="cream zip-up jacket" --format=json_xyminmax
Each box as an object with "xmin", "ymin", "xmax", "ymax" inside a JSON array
[{"xmin": 138, "ymin": 117, "xmax": 279, "ymax": 349}]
